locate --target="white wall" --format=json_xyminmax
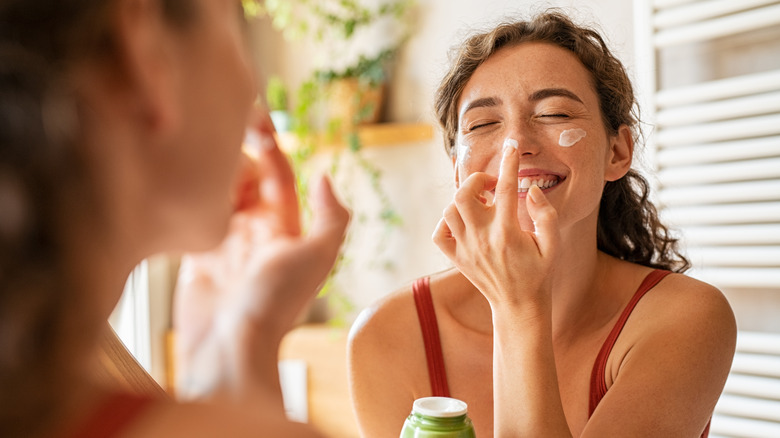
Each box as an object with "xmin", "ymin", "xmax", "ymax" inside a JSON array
[
  {"xmin": 251, "ymin": 0, "xmax": 638, "ymax": 323},
  {"xmin": 386, "ymin": 0, "xmax": 636, "ymax": 124}
]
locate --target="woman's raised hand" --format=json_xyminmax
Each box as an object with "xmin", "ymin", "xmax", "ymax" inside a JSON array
[
  {"xmin": 173, "ymin": 110, "xmax": 350, "ymax": 403},
  {"xmin": 432, "ymin": 141, "xmax": 560, "ymax": 311}
]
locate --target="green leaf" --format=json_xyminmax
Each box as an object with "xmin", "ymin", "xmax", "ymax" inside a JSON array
[{"xmin": 347, "ymin": 131, "xmax": 361, "ymax": 152}]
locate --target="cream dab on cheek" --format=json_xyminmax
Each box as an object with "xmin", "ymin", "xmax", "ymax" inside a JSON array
[
  {"xmin": 558, "ymin": 128, "xmax": 587, "ymax": 147},
  {"xmin": 456, "ymin": 141, "xmax": 471, "ymax": 165}
]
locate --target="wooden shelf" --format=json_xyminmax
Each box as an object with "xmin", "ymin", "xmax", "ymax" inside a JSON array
[
  {"xmin": 279, "ymin": 324, "xmax": 358, "ymax": 438},
  {"xmin": 276, "ymin": 122, "xmax": 434, "ymax": 152}
]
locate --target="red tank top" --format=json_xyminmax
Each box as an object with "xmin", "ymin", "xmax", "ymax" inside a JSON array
[
  {"xmin": 412, "ymin": 270, "xmax": 710, "ymax": 437},
  {"xmin": 62, "ymin": 392, "xmax": 155, "ymax": 438}
]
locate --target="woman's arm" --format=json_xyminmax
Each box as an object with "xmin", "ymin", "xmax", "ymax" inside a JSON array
[{"xmin": 348, "ymin": 294, "xmax": 423, "ymax": 438}]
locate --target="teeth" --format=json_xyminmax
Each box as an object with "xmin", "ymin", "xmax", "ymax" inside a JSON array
[
  {"xmin": 517, "ymin": 177, "xmax": 559, "ymax": 192},
  {"xmin": 519, "ymin": 178, "xmax": 531, "ymax": 189}
]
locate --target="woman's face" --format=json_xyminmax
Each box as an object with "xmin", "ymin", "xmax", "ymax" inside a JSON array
[
  {"xmin": 155, "ymin": 0, "xmax": 257, "ymax": 250},
  {"xmin": 454, "ymin": 42, "xmax": 630, "ymax": 232}
]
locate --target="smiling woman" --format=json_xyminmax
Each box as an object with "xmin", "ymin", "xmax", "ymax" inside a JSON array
[{"xmin": 348, "ymin": 10, "xmax": 736, "ymax": 438}]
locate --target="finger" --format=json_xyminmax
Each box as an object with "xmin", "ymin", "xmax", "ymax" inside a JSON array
[
  {"xmin": 526, "ymin": 185, "xmax": 560, "ymax": 257},
  {"xmin": 232, "ymin": 152, "xmax": 261, "ymax": 212},
  {"xmin": 432, "ymin": 217, "xmax": 456, "ymax": 259},
  {"xmin": 249, "ymin": 109, "xmax": 301, "ymax": 236},
  {"xmin": 454, "ymin": 172, "xmax": 497, "ymax": 222},
  {"xmin": 441, "ymin": 203, "xmax": 465, "ymax": 238},
  {"xmin": 307, "ymin": 175, "xmax": 350, "ymax": 256},
  {"xmin": 496, "ymin": 138, "xmax": 519, "ymax": 223}
]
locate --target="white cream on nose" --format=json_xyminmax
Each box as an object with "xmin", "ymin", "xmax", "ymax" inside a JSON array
[
  {"xmin": 558, "ymin": 128, "xmax": 587, "ymax": 147},
  {"xmin": 503, "ymin": 138, "xmax": 518, "ymax": 150}
]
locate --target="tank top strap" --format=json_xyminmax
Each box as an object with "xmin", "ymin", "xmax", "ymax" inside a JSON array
[
  {"xmin": 413, "ymin": 277, "xmax": 451, "ymax": 397},
  {"xmin": 588, "ymin": 269, "xmax": 671, "ymax": 416}
]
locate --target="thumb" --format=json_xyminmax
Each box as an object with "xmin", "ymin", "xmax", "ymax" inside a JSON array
[
  {"xmin": 526, "ymin": 185, "xmax": 559, "ymax": 257},
  {"xmin": 308, "ymin": 175, "xmax": 350, "ymax": 252}
]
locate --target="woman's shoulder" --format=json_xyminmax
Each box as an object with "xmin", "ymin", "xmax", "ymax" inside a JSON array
[
  {"xmin": 348, "ymin": 275, "xmax": 425, "ymax": 353},
  {"xmin": 602, "ymin": 267, "xmax": 737, "ymax": 421},
  {"xmin": 643, "ymin": 270, "xmax": 734, "ymax": 325},
  {"xmin": 623, "ymin": 268, "xmax": 737, "ymax": 355},
  {"xmin": 347, "ymin": 268, "xmax": 468, "ymax": 370},
  {"xmin": 348, "ymin": 269, "xmax": 461, "ymax": 347}
]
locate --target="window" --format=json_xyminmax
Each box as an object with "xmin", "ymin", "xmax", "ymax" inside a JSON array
[{"xmin": 109, "ymin": 260, "xmax": 152, "ymax": 373}]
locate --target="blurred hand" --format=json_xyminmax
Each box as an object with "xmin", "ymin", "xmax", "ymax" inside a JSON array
[{"xmin": 173, "ymin": 110, "xmax": 350, "ymax": 401}]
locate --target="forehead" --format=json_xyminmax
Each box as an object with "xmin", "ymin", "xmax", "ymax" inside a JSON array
[{"xmin": 457, "ymin": 42, "xmax": 598, "ymax": 114}]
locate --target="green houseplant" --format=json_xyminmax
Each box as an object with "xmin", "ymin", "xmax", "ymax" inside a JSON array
[
  {"xmin": 266, "ymin": 75, "xmax": 292, "ymax": 132},
  {"xmin": 246, "ymin": 0, "xmax": 414, "ymax": 325}
]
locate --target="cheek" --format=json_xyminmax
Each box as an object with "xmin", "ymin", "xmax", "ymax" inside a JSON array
[{"xmin": 454, "ymin": 134, "xmax": 503, "ymax": 180}]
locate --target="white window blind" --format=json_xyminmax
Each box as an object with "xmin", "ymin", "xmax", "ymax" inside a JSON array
[
  {"xmin": 634, "ymin": 0, "xmax": 780, "ymax": 289},
  {"xmin": 634, "ymin": 1, "xmax": 780, "ymax": 435}
]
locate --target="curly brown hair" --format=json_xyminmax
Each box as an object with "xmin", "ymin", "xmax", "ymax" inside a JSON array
[
  {"xmin": 0, "ymin": 1, "xmax": 193, "ymax": 436},
  {"xmin": 434, "ymin": 10, "xmax": 689, "ymax": 273}
]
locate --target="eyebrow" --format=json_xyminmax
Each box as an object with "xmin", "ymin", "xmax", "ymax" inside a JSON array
[
  {"xmin": 459, "ymin": 88, "xmax": 584, "ymax": 119},
  {"xmin": 528, "ymin": 88, "xmax": 584, "ymax": 104},
  {"xmin": 460, "ymin": 96, "xmax": 503, "ymax": 118}
]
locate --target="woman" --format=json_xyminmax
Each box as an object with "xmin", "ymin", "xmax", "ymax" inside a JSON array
[
  {"xmin": 348, "ymin": 11, "xmax": 736, "ymax": 437},
  {"xmin": 0, "ymin": 0, "xmax": 349, "ymax": 437}
]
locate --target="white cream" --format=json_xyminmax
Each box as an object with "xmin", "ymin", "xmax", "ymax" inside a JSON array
[
  {"xmin": 456, "ymin": 142, "xmax": 471, "ymax": 165},
  {"xmin": 558, "ymin": 128, "xmax": 587, "ymax": 147},
  {"xmin": 503, "ymin": 137, "xmax": 518, "ymax": 150}
]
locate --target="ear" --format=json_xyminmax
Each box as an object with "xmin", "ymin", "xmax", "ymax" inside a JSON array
[
  {"xmin": 604, "ymin": 125, "xmax": 633, "ymax": 182},
  {"xmin": 111, "ymin": 0, "xmax": 180, "ymax": 134}
]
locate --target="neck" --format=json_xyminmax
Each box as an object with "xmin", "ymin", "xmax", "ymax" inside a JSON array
[
  {"xmin": 63, "ymin": 203, "xmax": 141, "ymax": 324},
  {"xmin": 549, "ymin": 218, "xmax": 625, "ymax": 342}
]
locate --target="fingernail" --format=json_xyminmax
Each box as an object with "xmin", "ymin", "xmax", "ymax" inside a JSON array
[{"xmin": 528, "ymin": 185, "xmax": 543, "ymax": 203}]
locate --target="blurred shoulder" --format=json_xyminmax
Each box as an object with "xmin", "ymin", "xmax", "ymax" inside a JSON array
[{"xmin": 126, "ymin": 399, "xmax": 322, "ymax": 438}]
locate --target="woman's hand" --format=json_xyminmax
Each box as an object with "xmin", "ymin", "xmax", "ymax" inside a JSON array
[
  {"xmin": 173, "ymin": 110, "xmax": 350, "ymax": 404},
  {"xmin": 432, "ymin": 141, "xmax": 560, "ymax": 312},
  {"xmin": 434, "ymin": 142, "xmax": 571, "ymax": 436}
]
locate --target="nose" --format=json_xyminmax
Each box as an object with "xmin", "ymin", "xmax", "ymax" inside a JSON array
[{"xmin": 506, "ymin": 127, "xmax": 542, "ymax": 157}]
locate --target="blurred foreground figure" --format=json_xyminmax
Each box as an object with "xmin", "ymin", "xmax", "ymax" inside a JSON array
[{"xmin": 0, "ymin": 1, "xmax": 348, "ymax": 437}]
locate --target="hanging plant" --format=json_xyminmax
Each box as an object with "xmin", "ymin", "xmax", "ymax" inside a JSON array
[{"xmin": 247, "ymin": 0, "xmax": 415, "ymax": 325}]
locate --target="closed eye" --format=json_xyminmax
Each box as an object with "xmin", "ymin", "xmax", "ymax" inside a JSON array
[
  {"xmin": 468, "ymin": 121, "xmax": 499, "ymax": 131},
  {"xmin": 539, "ymin": 114, "xmax": 570, "ymax": 118}
]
